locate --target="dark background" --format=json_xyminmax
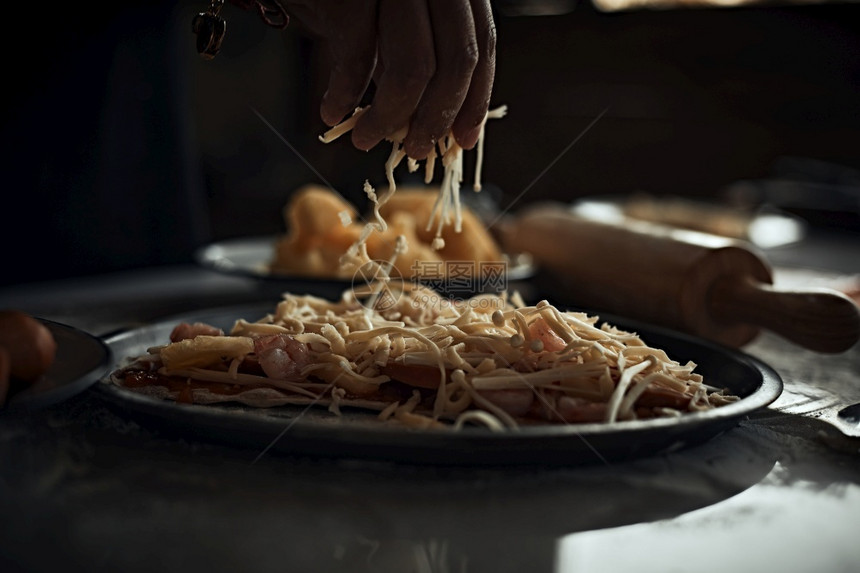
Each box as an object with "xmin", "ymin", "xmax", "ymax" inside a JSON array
[{"xmin": 2, "ymin": 0, "xmax": 858, "ymax": 287}]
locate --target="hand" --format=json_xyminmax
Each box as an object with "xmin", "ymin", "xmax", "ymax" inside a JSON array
[{"xmin": 285, "ymin": 0, "xmax": 496, "ymax": 160}]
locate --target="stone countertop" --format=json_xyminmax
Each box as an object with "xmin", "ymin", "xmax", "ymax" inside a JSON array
[{"xmin": 0, "ymin": 235, "xmax": 857, "ymax": 572}]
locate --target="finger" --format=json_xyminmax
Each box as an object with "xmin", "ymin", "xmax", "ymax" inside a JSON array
[
  {"xmin": 352, "ymin": 0, "xmax": 435, "ymax": 151},
  {"xmin": 320, "ymin": 41, "xmax": 378, "ymax": 126},
  {"xmin": 402, "ymin": 0, "xmax": 479, "ymax": 160},
  {"xmin": 451, "ymin": 0, "xmax": 496, "ymax": 150},
  {"xmin": 315, "ymin": 5, "xmax": 380, "ymax": 126}
]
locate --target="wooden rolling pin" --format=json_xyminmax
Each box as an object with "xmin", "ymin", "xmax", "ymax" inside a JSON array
[{"xmin": 499, "ymin": 202, "xmax": 860, "ymax": 353}]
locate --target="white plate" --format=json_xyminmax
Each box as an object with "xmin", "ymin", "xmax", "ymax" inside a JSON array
[{"xmin": 194, "ymin": 235, "xmax": 536, "ymax": 298}]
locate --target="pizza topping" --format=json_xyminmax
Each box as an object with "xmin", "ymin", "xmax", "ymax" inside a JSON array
[
  {"xmin": 112, "ymin": 288, "xmax": 740, "ymax": 430},
  {"xmin": 254, "ymin": 334, "xmax": 311, "ymax": 381},
  {"xmin": 157, "ymin": 335, "xmax": 254, "ymax": 371},
  {"xmin": 170, "ymin": 322, "xmax": 225, "ymax": 342}
]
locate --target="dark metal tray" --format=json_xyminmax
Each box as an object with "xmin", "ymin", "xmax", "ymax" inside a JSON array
[{"xmin": 93, "ymin": 303, "xmax": 782, "ymax": 467}]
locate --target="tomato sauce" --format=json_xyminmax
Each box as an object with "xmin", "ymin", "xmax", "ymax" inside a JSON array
[{"xmin": 122, "ymin": 371, "xmax": 270, "ymax": 405}]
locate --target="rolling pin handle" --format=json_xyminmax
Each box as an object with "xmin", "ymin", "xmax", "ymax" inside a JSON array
[{"xmin": 708, "ymin": 276, "xmax": 860, "ymax": 353}]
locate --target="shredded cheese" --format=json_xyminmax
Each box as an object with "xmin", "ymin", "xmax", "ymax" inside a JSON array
[
  {"xmin": 318, "ymin": 105, "xmax": 508, "ymax": 250},
  {"xmin": 122, "ymin": 290, "xmax": 739, "ymax": 430}
]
